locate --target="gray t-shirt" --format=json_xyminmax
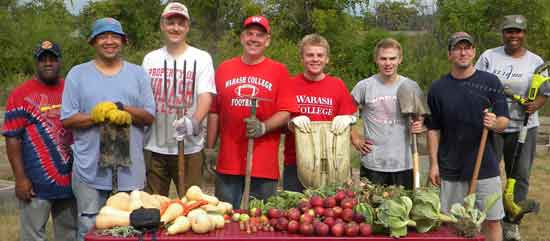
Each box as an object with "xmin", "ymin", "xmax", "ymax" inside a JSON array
[
  {"xmin": 351, "ymin": 74, "xmax": 419, "ymax": 172},
  {"xmin": 476, "ymin": 46, "xmax": 547, "ymax": 132},
  {"xmin": 61, "ymin": 61, "xmax": 156, "ymax": 191}
]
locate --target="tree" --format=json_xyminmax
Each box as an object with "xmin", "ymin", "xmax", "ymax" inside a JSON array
[{"xmin": 375, "ymin": 1, "xmax": 419, "ymax": 31}]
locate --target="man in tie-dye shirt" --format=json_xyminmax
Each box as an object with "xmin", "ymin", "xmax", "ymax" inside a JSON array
[{"xmin": 2, "ymin": 40, "xmax": 76, "ymax": 241}]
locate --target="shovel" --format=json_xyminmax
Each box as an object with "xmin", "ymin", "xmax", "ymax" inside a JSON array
[
  {"xmin": 99, "ymin": 124, "xmax": 131, "ymax": 194},
  {"xmin": 396, "ymin": 81, "xmax": 430, "ymax": 191}
]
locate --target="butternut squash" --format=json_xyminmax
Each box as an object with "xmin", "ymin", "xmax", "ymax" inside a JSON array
[
  {"xmin": 216, "ymin": 202, "xmax": 233, "ymax": 215},
  {"xmin": 201, "ymin": 194, "xmax": 219, "ymax": 206},
  {"xmin": 153, "ymin": 194, "xmax": 170, "ymax": 205},
  {"xmin": 140, "ymin": 191, "xmax": 160, "ymax": 209},
  {"xmin": 167, "ymin": 216, "xmax": 191, "ymax": 235},
  {"xmin": 105, "ymin": 192, "xmax": 130, "ymax": 211},
  {"xmin": 95, "ymin": 206, "xmax": 131, "ymax": 229},
  {"xmin": 191, "ymin": 214, "xmax": 211, "ymax": 234},
  {"xmin": 209, "ymin": 214, "xmax": 225, "ymax": 229},
  {"xmin": 160, "ymin": 201, "xmax": 184, "ymax": 224},
  {"xmin": 185, "ymin": 186, "xmax": 203, "ymax": 201},
  {"xmin": 129, "ymin": 190, "xmax": 144, "ymax": 211},
  {"xmin": 201, "ymin": 204, "xmax": 224, "ymax": 214},
  {"xmin": 187, "ymin": 208, "xmax": 207, "ymax": 222}
]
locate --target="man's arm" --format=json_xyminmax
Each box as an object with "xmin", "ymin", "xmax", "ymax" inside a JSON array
[
  {"xmin": 351, "ymin": 127, "xmax": 371, "ymax": 155},
  {"xmin": 206, "ymin": 113, "xmax": 219, "ymax": 149},
  {"xmin": 264, "ymin": 111, "xmax": 291, "ymax": 133},
  {"xmin": 62, "ymin": 113, "xmax": 94, "ymax": 129},
  {"xmin": 525, "ymin": 95, "xmax": 547, "ymax": 114},
  {"xmin": 5, "ymin": 137, "xmax": 34, "ymax": 201},
  {"xmin": 192, "ymin": 93, "xmax": 213, "ymax": 123},
  {"xmin": 124, "ymin": 106, "xmax": 155, "ymax": 126},
  {"xmin": 427, "ymin": 129, "xmax": 440, "ymax": 186}
]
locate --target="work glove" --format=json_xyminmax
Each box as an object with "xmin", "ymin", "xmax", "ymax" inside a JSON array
[
  {"xmin": 105, "ymin": 109, "xmax": 132, "ymax": 126},
  {"xmin": 172, "ymin": 116, "xmax": 199, "ymax": 141},
  {"xmin": 331, "ymin": 115, "xmax": 357, "ymax": 135},
  {"xmin": 244, "ymin": 117, "xmax": 266, "ymax": 138},
  {"xmin": 90, "ymin": 101, "xmax": 117, "ymax": 123},
  {"xmin": 202, "ymin": 148, "xmax": 217, "ymax": 177},
  {"xmin": 291, "ymin": 115, "xmax": 312, "ymax": 133}
]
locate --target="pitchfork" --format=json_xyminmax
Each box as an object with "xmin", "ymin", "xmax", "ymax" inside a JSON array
[{"xmin": 165, "ymin": 59, "xmax": 196, "ymax": 197}]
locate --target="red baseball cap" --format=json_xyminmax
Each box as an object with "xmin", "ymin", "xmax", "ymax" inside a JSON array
[{"xmin": 243, "ymin": 15, "xmax": 270, "ymax": 33}]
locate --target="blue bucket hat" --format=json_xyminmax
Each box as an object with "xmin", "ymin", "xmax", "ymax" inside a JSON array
[{"xmin": 88, "ymin": 17, "xmax": 126, "ymax": 43}]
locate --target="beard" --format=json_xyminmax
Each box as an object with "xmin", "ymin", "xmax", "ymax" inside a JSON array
[{"xmin": 37, "ymin": 72, "xmax": 60, "ymax": 85}]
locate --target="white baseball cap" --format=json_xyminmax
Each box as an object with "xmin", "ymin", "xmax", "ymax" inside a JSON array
[{"xmin": 162, "ymin": 2, "xmax": 190, "ymax": 20}]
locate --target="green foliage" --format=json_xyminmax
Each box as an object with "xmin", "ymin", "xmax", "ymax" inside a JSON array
[
  {"xmin": 1, "ymin": 0, "xmax": 548, "ymax": 109},
  {"xmin": 375, "ymin": 1, "xmax": 419, "ymax": 31}
]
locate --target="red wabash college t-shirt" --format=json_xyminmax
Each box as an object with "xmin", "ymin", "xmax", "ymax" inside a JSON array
[
  {"xmin": 212, "ymin": 57, "xmax": 297, "ymax": 179},
  {"xmin": 284, "ymin": 73, "xmax": 357, "ymax": 166}
]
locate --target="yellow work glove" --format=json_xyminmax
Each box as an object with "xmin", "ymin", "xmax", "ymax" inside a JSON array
[
  {"xmin": 105, "ymin": 109, "xmax": 132, "ymax": 126},
  {"xmin": 90, "ymin": 102, "xmax": 118, "ymax": 123}
]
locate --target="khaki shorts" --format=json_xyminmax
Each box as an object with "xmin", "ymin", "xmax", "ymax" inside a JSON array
[
  {"xmin": 440, "ymin": 176, "xmax": 505, "ymax": 221},
  {"xmin": 144, "ymin": 150, "xmax": 204, "ymax": 196}
]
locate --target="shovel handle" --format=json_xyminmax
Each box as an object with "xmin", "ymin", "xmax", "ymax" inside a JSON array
[
  {"xmin": 412, "ymin": 133, "xmax": 420, "ymax": 191},
  {"xmin": 242, "ymin": 98, "xmax": 257, "ymax": 210},
  {"xmin": 469, "ymin": 127, "xmax": 489, "ymax": 194}
]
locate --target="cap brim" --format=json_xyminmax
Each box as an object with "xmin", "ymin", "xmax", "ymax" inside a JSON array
[
  {"xmin": 162, "ymin": 12, "xmax": 189, "ymax": 20},
  {"xmin": 449, "ymin": 37, "xmax": 474, "ymax": 49},
  {"xmin": 88, "ymin": 30, "xmax": 127, "ymax": 43},
  {"xmin": 502, "ymin": 25, "xmax": 526, "ymax": 31},
  {"xmin": 244, "ymin": 23, "xmax": 269, "ymax": 33},
  {"xmin": 35, "ymin": 49, "xmax": 60, "ymax": 59}
]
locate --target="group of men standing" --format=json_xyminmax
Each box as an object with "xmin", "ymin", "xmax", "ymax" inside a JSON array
[{"xmin": 2, "ymin": 1, "xmax": 545, "ymax": 240}]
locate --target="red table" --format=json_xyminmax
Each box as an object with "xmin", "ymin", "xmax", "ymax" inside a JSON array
[{"xmin": 85, "ymin": 223, "xmax": 483, "ymax": 241}]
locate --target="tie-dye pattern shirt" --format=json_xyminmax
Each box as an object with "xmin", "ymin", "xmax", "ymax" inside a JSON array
[{"xmin": 2, "ymin": 78, "xmax": 73, "ymax": 200}]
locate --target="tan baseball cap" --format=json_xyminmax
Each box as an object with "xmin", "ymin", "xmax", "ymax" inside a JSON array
[
  {"xmin": 448, "ymin": 32, "xmax": 474, "ymax": 50},
  {"xmin": 162, "ymin": 2, "xmax": 190, "ymax": 20}
]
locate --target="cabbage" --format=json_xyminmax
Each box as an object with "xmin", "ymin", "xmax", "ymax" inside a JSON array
[
  {"xmin": 450, "ymin": 193, "xmax": 501, "ymax": 238},
  {"xmin": 376, "ymin": 196, "xmax": 415, "ymax": 238},
  {"xmin": 410, "ymin": 187, "xmax": 456, "ymax": 233}
]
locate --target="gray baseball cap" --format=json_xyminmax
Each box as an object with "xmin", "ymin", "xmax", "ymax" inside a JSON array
[
  {"xmin": 448, "ymin": 32, "xmax": 474, "ymax": 50},
  {"xmin": 501, "ymin": 15, "xmax": 527, "ymax": 31}
]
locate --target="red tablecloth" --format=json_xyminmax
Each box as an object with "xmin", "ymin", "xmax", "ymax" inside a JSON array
[{"xmin": 85, "ymin": 223, "xmax": 483, "ymax": 241}]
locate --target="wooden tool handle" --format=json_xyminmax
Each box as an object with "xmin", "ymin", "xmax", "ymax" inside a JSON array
[
  {"xmin": 177, "ymin": 140, "xmax": 185, "ymax": 198},
  {"xmin": 469, "ymin": 127, "xmax": 489, "ymax": 194},
  {"xmin": 412, "ymin": 133, "xmax": 420, "ymax": 191},
  {"xmin": 242, "ymin": 98, "xmax": 258, "ymax": 210}
]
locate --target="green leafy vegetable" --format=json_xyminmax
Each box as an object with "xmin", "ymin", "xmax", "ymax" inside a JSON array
[
  {"xmin": 410, "ymin": 187, "xmax": 457, "ymax": 233},
  {"xmin": 376, "ymin": 196, "xmax": 416, "ymax": 238},
  {"xmin": 264, "ymin": 191, "xmax": 305, "ymax": 211},
  {"xmin": 96, "ymin": 226, "xmax": 142, "ymax": 238},
  {"xmin": 450, "ymin": 193, "xmax": 501, "ymax": 238},
  {"xmin": 354, "ymin": 202, "xmax": 376, "ymax": 224}
]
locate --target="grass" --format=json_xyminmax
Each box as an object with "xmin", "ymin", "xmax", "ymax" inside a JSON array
[{"xmin": 0, "ymin": 137, "xmax": 549, "ymax": 240}]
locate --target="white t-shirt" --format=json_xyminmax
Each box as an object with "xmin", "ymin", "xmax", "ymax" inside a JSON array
[
  {"xmin": 142, "ymin": 46, "xmax": 216, "ymax": 154},
  {"xmin": 475, "ymin": 46, "xmax": 547, "ymax": 132}
]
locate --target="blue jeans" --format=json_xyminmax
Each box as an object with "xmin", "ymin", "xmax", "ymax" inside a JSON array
[
  {"xmin": 283, "ymin": 165, "xmax": 304, "ymax": 192},
  {"xmin": 214, "ymin": 173, "xmax": 277, "ymax": 209},
  {"xmin": 72, "ymin": 172, "xmax": 110, "ymax": 241}
]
